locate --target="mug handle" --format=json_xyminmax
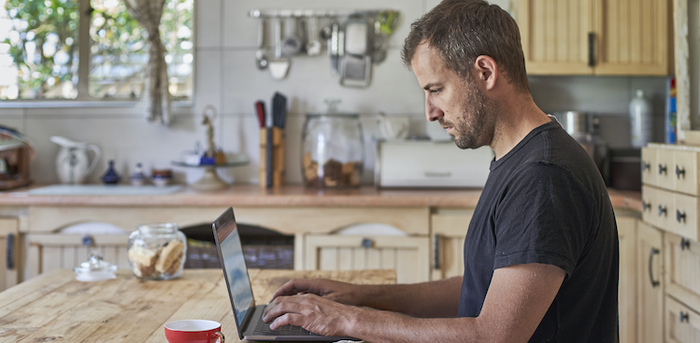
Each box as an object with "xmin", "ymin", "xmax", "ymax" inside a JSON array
[
  {"xmin": 215, "ymin": 331, "xmax": 225, "ymax": 343},
  {"xmin": 86, "ymin": 144, "xmax": 102, "ymax": 176}
]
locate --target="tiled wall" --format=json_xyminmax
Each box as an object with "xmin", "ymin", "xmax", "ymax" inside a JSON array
[{"xmin": 0, "ymin": 0, "xmax": 668, "ymax": 186}]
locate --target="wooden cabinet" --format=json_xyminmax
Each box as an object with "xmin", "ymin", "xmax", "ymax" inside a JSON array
[
  {"xmin": 0, "ymin": 218, "xmax": 19, "ymax": 292},
  {"xmin": 302, "ymin": 235, "xmax": 429, "ymax": 284},
  {"xmin": 430, "ymin": 210, "xmax": 472, "ymax": 281},
  {"xmin": 618, "ymin": 215, "xmax": 637, "ymax": 343},
  {"xmin": 517, "ymin": 0, "xmax": 672, "ymax": 75},
  {"xmin": 665, "ymin": 233, "xmax": 700, "ymax": 315},
  {"xmin": 637, "ymin": 220, "xmax": 665, "ymax": 343},
  {"xmin": 665, "ymin": 296, "xmax": 700, "ymax": 343}
]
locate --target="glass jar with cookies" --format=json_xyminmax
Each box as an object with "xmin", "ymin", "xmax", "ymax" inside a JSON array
[
  {"xmin": 127, "ymin": 223, "xmax": 187, "ymax": 280},
  {"xmin": 301, "ymin": 100, "xmax": 364, "ymax": 188}
]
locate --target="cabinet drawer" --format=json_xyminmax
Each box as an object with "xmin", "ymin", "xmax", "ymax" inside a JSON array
[
  {"xmin": 642, "ymin": 146, "xmax": 658, "ymax": 186},
  {"xmin": 656, "ymin": 188, "xmax": 675, "ymax": 231},
  {"xmin": 674, "ymin": 193, "xmax": 700, "ymax": 242},
  {"xmin": 665, "ymin": 233, "xmax": 700, "ymax": 313},
  {"xmin": 665, "ymin": 296, "xmax": 700, "ymax": 343},
  {"xmin": 642, "ymin": 185, "xmax": 657, "ymax": 228},
  {"xmin": 658, "ymin": 149, "xmax": 675, "ymax": 191},
  {"xmin": 674, "ymin": 150, "xmax": 700, "ymax": 196}
]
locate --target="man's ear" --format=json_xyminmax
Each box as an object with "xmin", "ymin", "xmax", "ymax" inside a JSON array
[{"xmin": 474, "ymin": 56, "xmax": 498, "ymax": 90}]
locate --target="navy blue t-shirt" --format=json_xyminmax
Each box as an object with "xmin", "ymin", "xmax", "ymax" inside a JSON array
[{"xmin": 458, "ymin": 120, "xmax": 619, "ymax": 342}]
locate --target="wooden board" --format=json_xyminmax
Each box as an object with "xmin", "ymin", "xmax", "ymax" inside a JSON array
[{"xmin": 0, "ymin": 268, "xmax": 396, "ymax": 343}]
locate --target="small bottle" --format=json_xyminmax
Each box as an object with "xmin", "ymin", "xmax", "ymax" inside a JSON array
[{"xmin": 629, "ymin": 89, "xmax": 652, "ymax": 148}]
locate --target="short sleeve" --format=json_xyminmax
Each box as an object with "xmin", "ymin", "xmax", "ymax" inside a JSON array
[{"xmin": 492, "ymin": 162, "xmax": 597, "ymax": 276}]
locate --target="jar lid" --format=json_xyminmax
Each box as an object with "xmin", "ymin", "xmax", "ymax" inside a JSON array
[{"xmin": 73, "ymin": 253, "xmax": 118, "ymax": 282}]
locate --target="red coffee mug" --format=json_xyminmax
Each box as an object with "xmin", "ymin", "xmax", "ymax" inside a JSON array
[{"xmin": 164, "ymin": 319, "xmax": 225, "ymax": 343}]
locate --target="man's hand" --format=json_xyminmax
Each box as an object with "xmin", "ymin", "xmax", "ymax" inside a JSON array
[
  {"xmin": 262, "ymin": 292, "xmax": 362, "ymax": 337},
  {"xmin": 270, "ymin": 278, "xmax": 364, "ymax": 306}
]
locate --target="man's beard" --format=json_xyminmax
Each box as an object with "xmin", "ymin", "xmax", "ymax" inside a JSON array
[{"xmin": 452, "ymin": 82, "xmax": 496, "ymax": 150}]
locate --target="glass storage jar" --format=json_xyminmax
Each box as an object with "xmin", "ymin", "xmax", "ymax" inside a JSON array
[
  {"xmin": 127, "ymin": 223, "xmax": 187, "ymax": 280},
  {"xmin": 302, "ymin": 102, "xmax": 364, "ymax": 188}
]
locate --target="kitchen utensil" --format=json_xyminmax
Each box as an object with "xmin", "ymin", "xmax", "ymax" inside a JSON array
[
  {"xmin": 51, "ymin": 136, "xmax": 101, "ymax": 185},
  {"xmin": 266, "ymin": 96, "xmax": 274, "ymax": 188},
  {"xmin": 255, "ymin": 100, "xmax": 266, "ymax": 128},
  {"xmin": 329, "ymin": 22, "xmax": 341, "ymax": 76},
  {"xmin": 340, "ymin": 14, "xmax": 371, "ymax": 88},
  {"xmin": 269, "ymin": 18, "xmax": 289, "ymax": 80},
  {"xmin": 282, "ymin": 17, "xmax": 302, "ymax": 56},
  {"xmin": 306, "ymin": 15, "xmax": 322, "ymax": 56},
  {"xmin": 272, "ymin": 92, "xmax": 287, "ymax": 128},
  {"xmin": 371, "ymin": 11, "xmax": 399, "ymax": 64},
  {"xmin": 0, "ymin": 125, "xmax": 34, "ymax": 190},
  {"xmin": 255, "ymin": 18, "xmax": 268, "ymax": 70}
]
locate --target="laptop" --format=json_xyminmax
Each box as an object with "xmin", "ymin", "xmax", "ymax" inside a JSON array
[{"xmin": 212, "ymin": 207, "xmax": 359, "ymax": 342}]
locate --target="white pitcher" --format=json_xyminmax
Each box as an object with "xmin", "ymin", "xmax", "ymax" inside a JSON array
[{"xmin": 51, "ymin": 136, "xmax": 101, "ymax": 184}]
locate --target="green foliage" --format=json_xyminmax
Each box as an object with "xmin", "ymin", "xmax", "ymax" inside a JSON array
[
  {"xmin": 4, "ymin": 0, "xmax": 79, "ymax": 98},
  {"xmin": 3, "ymin": 0, "xmax": 193, "ymax": 100}
]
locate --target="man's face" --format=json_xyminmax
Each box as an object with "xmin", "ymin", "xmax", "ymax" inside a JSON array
[{"xmin": 410, "ymin": 43, "xmax": 497, "ymax": 149}]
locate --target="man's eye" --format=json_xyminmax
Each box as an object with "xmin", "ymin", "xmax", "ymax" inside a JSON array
[{"xmin": 430, "ymin": 89, "xmax": 441, "ymax": 94}]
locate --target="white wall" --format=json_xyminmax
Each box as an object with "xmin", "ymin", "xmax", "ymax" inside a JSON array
[{"xmin": 0, "ymin": 0, "xmax": 668, "ymax": 186}]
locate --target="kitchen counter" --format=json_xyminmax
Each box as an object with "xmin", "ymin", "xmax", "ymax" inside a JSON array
[{"xmin": 0, "ymin": 184, "xmax": 642, "ymax": 211}]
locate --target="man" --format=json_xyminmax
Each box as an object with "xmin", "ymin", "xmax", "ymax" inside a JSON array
[{"xmin": 262, "ymin": 1, "xmax": 619, "ymax": 342}]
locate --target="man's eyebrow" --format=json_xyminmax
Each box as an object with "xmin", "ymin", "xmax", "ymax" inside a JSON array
[{"xmin": 422, "ymin": 83, "xmax": 441, "ymax": 90}]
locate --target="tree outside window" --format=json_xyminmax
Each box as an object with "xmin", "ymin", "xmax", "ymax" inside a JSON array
[{"xmin": 0, "ymin": 0, "xmax": 193, "ymax": 101}]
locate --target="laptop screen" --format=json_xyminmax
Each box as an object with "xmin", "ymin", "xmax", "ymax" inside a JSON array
[{"xmin": 213, "ymin": 208, "xmax": 254, "ymax": 328}]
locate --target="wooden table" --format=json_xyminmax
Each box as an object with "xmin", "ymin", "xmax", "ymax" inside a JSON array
[{"xmin": 0, "ymin": 268, "xmax": 396, "ymax": 342}]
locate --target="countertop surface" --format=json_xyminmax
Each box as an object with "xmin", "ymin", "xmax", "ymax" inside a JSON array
[{"xmin": 0, "ymin": 184, "xmax": 643, "ymax": 211}]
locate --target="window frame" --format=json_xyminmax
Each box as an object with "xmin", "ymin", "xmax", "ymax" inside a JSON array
[{"xmin": 0, "ymin": 0, "xmax": 194, "ymax": 108}]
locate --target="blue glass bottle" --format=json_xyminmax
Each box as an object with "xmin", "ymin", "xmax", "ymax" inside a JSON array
[{"xmin": 102, "ymin": 160, "xmax": 121, "ymax": 184}]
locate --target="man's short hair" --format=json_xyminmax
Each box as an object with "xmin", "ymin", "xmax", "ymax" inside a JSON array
[{"xmin": 401, "ymin": 0, "xmax": 530, "ymax": 93}]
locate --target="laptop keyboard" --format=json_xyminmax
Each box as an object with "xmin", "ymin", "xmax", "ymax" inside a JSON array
[{"xmin": 254, "ymin": 319, "xmax": 316, "ymax": 336}]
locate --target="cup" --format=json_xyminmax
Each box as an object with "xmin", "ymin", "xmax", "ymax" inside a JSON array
[{"xmin": 164, "ymin": 319, "xmax": 225, "ymax": 343}]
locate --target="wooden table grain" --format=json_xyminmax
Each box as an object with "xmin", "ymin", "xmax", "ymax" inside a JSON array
[{"xmin": 0, "ymin": 268, "xmax": 396, "ymax": 342}]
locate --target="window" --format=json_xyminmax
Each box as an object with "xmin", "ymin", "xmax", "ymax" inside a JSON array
[{"xmin": 0, "ymin": 0, "xmax": 193, "ymax": 101}]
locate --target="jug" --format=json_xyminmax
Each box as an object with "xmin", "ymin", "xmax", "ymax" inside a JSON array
[{"xmin": 51, "ymin": 136, "xmax": 101, "ymax": 184}]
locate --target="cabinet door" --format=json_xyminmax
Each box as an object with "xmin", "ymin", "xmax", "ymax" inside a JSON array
[
  {"xmin": 642, "ymin": 146, "xmax": 658, "ymax": 187},
  {"xmin": 618, "ymin": 216, "xmax": 637, "ymax": 343},
  {"xmin": 518, "ymin": 0, "xmax": 595, "ymax": 74},
  {"xmin": 637, "ymin": 220, "xmax": 665, "ymax": 343},
  {"xmin": 665, "ymin": 232, "xmax": 700, "ymax": 312},
  {"xmin": 673, "ymin": 150, "xmax": 700, "ymax": 196},
  {"xmin": 27, "ymin": 234, "xmax": 130, "ymax": 276},
  {"xmin": 430, "ymin": 211, "xmax": 472, "ymax": 281},
  {"xmin": 0, "ymin": 218, "xmax": 19, "ymax": 292},
  {"xmin": 593, "ymin": 0, "xmax": 671, "ymax": 75},
  {"xmin": 665, "ymin": 296, "xmax": 700, "ymax": 343},
  {"xmin": 303, "ymin": 235, "xmax": 429, "ymax": 284}
]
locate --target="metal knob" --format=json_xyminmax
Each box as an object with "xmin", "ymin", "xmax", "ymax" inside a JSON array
[
  {"xmin": 681, "ymin": 238, "xmax": 690, "ymax": 251},
  {"xmin": 642, "ymin": 201, "xmax": 651, "ymax": 212},
  {"xmin": 676, "ymin": 165, "xmax": 686, "ymax": 179},
  {"xmin": 677, "ymin": 210, "xmax": 687, "ymax": 224},
  {"xmin": 658, "ymin": 205, "xmax": 667, "ymax": 217},
  {"xmin": 361, "ymin": 238, "xmax": 373, "ymax": 248},
  {"xmin": 680, "ymin": 311, "xmax": 689, "ymax": 323},
  {"xmin": 659, "ymin": 164, "xmax": 667, "ymax": 175},
  {"xmin": 642, "ymin": 161, "xmax": 650, "ymax": 171}
]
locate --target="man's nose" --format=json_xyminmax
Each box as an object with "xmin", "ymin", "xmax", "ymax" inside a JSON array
[{"xmin": 425, "ymin": 97, "xmax": 443, "ymax": 122}]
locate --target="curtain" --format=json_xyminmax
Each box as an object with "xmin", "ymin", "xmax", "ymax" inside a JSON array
[{"xmin": 122, "ymin": 0, "xmax": 171, "ymax": 126}]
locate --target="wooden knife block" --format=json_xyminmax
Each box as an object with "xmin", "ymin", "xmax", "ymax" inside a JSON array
[{"xmin": 259, "ymin": 127, "xmax": 285, "ymax": 188}]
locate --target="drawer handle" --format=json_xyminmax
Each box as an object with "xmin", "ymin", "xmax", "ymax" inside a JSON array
[
  {"xmin": 642, "ymin": 161, "xmax": 651, "ymax": 171},
  {"xmin": 648, "ymin": 247, "xmax": 660, "ymax": 288},
  {"xmin": 680, "ymin": 311, "xmax": 689, "ymax": 323},
  {"xmin": 658, "ymin": 164, "xmax": 667, "ymax": 175},
  {"xmin": 82, "ymin": 235, "xmax": 94, "ymax": 247},
  {"xmin": 361, "ymin": 238, "xmax": 373, "ymax": 248},
  {"xmin": 642, "ymin": 201, "xmax": 652, "ymax": 212},
  {"xmin": 434, "ymin": 234, "xmax": 441, "ymax": 270},
  {"xmin": 681, "ymin": 238, "xmax": 690, "ymax": 251},
  {"xmin": 676, "ymin": 210, "xmax": 687, "ymax": 224},
  {"xmin": 676, "ymin": 165, "xmax": 686, "ymax": 179},
  {"xmin": 6, "ymin": 233, "xmax": 13, "ymax": 270},
  {"xmin": 658, "ymin": 205, "xmax": 667, "ymax": 217}
]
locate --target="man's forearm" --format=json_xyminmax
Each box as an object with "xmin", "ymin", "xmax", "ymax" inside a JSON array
[{"xmin": 356, "ymin": 276, "xmax": 462, "ymax": 318}]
